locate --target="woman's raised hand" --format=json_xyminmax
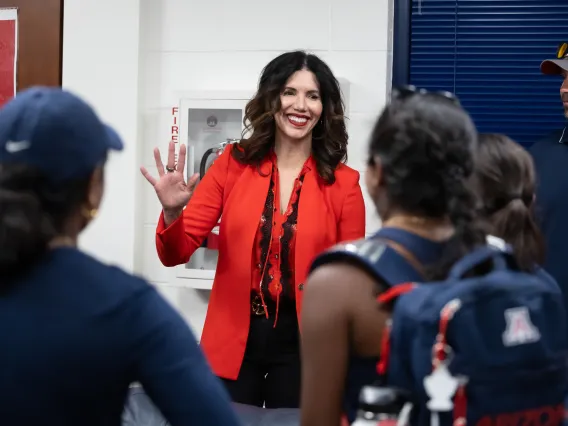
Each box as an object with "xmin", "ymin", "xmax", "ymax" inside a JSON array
[{"xmin": 140, "ymin": 142, "xmax": 199, "ymax": 223}]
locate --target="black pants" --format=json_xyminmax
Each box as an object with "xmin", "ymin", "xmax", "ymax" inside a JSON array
[{"xmin": 220, "ymin": 299, "xmax": 301, "ymax": 408}]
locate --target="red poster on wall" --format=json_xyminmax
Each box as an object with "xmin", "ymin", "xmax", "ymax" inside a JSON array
[{"xmin": 0, "ymin": 8, "xmax": 17, "ymax": 108}]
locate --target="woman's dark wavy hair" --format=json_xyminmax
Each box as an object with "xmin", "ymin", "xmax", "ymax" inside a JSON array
[
  {"xmin": 474, "ymin": 133, "xmax": 545, "ymax": 271},
  {"xmin": 0, "ymin": 163, "xmax": 93, "ymax": 283},
  {"xmin": 232, "ymin": 50, "xmax": 347, "ymax": 184},
  {"xmin": 368, "ymin": 91, "xmax": 486, "ymax": 280}
]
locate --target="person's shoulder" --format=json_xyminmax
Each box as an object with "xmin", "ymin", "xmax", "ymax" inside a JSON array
[
  {"xmin": 203, "ymin": 142, "xmax": 248, "ymax": 188},
  {"xmin": 221, "ymin": 142, "xmax": 249, "ymax": 173},
  {"xmin": 69, "ymin": 249, "xmax": 153, "ymax": 298},
  {"xmin": 529, "ymin": 128, "xmax": 565, "ymax": 155},
  {"xmin": 331, "ymin": 162, "xmax": 361, "ymax": 189},
  {"xmin": 335, "ymin": 162, "xmax": 360, "ymax": 179},
  {"xmin": 104, "ymin": 264, "xmax": 153, "ymax": 293},
  {"xmin": 306, "ymin": 260, "xmax": 378, "ymax": 304},
  {"xmin": 532, "ymin": 265, "xmax": 562, "ymax": 292}
]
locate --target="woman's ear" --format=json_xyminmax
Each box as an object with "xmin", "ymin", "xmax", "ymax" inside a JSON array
[
  {"xmin": 87, "ymin": 165, "xmax": 105, "ymax": 211},
  {"xmin": 365, "ymin": 156, "xmax": 384, "ymax": 200}
]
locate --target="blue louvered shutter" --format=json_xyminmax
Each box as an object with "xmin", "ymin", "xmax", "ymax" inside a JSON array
[
  {"xmin": 410, "ymin": 1, "xmax": 458, "ymax": 97},
  {"xmin": 409, "ymin": 0, "xmax": 568, "ymax": 148}
]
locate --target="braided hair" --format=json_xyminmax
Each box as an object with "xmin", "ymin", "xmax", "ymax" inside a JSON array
[{"xmin": 368, "ymin": 90, "xmax": 486, "ymax": 279}]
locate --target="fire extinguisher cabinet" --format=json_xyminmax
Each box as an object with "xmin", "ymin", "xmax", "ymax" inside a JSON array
[
  {"xmin": 171, "ymin": 80, "xmax": 350, "ymax": 289},
  {"xmin": 173, "ymin": 91, "xmax": 254, "ymax": 290}
]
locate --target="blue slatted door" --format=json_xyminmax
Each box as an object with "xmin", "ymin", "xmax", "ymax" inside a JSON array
[
  {"xmin": 456, "ymin": 0, "xmax": 568, "ymax": 147},
  {"xmin": 410, "ymin": 0, "xmax": 457, "ymax": 93},
  {"xmin": 409, "ymin": 0, "xmax": 568, "ymax": 148}
]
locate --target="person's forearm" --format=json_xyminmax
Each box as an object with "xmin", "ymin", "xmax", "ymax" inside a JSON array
[{"xmin": 163, "ymin": 208, "xmax": 183, "ymax": 227}]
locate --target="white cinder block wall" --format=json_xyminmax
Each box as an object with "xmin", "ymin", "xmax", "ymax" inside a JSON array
[
  {"xmin": 136, "ymin": 0, "xmax": 394, "ymax": 338},
  {"xmin": 62, "ymin": 0, "xmax": 141, "ymax": 272}
]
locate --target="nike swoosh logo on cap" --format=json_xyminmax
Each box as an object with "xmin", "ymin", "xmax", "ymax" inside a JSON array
[{"xmin": 5, "ymin": 140, "xmax": 31, "ymax": 153}]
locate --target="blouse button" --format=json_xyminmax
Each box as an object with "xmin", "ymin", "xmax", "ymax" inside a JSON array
[
  {"xmin": 269, "ymin": 274, "xmax": 274, "ymax": 280},
  {"xmin": 275, "ymin": 254, "xmax": 279, "ymax": 259},
  {"xmin": 298, "ymin": 283, "xmax": 304, "ymax": 291},
  {"xmin": 257, "ymin": 263, "xmax": 262, "ymax": 269}
]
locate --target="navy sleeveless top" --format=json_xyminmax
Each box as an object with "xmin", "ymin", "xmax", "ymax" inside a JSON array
[{"xmin": 341, "ymin": 228, "xmax": 447, "ymax": 424}]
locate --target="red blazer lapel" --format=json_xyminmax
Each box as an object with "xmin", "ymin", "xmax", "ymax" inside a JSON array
[{"xmin": 221, "ymin": 158, "xmax": 272, "ymax": 286}]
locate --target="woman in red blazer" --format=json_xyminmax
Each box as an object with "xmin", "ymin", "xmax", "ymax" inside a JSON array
[{"xmin": 141, "ymin": 50, "xmax": 365, "ymax": 409}]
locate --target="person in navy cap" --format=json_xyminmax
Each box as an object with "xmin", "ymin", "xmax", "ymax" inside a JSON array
[
  {"xmin": 529, "ymin": 43, "xmax": 568, "ymax": 312},
  {"xmin": 0, "ymin": 87, "xmax": 241, "ymax": 426}
]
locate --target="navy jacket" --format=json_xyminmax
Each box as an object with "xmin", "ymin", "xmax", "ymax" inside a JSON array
[
  {"xmin": 530, "ymin": 125, "xmax": 568, "ymax": 312},
  {"xmin": 0, "ymin": 247, "xmax": 241, "ymax": 426}
]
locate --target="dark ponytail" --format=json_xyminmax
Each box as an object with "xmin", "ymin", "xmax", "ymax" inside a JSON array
[
  {"xmin": 368, "ymin": 91, "xmax": 486, "ymax": 280},
  {"xmin": 431, "ymin": 166, "xmax": 487, "ymax": 279},
  {"xmin": 474, "ymin": 134, "xmax": 545, "ymax": 271},
  {"xmin": 0, "ymin": 164, "xmax": 92, "ymax": 282}
]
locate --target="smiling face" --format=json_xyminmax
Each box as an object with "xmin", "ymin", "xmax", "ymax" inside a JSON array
[{"xmin": 274, "ymin": 69, "xmax": 323, "ymax": 144}]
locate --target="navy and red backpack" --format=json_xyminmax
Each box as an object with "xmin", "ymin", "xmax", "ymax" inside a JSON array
[
  {"xmin": 382, "ymin": 242, "xmax": 568, "ymax": 426},
  {"xmin": 312, "ymin": 232, "xmax": 568, "ymax": 426}
]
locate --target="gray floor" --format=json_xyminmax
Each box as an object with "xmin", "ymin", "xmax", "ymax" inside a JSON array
[{"xmin": 122, "ymin": 387, "xmax": 300, "ymax": 426}]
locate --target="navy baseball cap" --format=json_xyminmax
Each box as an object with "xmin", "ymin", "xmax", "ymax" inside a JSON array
[
  {"xmin": 541, "ymin": 42, "xmax": 568, "ymax": 75},
  {"xmin": 0, "ymin": 86, "xmax": 123, "ymax": 182}
]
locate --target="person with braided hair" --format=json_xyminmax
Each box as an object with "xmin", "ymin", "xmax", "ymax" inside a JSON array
[{"xmin": 299, "ymin": 86, "xmax": 487, "ymax": 426}]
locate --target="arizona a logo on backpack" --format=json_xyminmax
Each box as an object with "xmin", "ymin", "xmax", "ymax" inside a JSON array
[{"xmin": 377, "ymin": 244, "xmax": 568, "ymax": 426}]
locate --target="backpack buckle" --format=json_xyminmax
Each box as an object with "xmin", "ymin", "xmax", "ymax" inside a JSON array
[
  {"xmin": 432, "ymin": 299, "xmax": 462, "ymax": 367},
  {"xmin": 432, "ymin": 337, "xmax": 453, "ymax": 368}
]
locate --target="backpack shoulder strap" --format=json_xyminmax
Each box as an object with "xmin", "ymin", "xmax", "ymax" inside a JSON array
[
  {"xmin": 376, "ymin": 237, "xmax": 425, "ymax": 278},
  {"xmin": 310, "ymin": 238, "xmax": 423, "ymax": 288},
  {"xmin": 377, "ymin": 283, "xmax": 417, "ymax": 304},
  {"xmin": 375, "ymin": 282, "xmax": 418, "ymax": 376}
]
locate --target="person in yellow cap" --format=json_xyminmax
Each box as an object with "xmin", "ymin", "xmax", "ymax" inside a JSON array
[{"xmin": 529, "ymin": 42, "xmax": 568, "ymax": 314}]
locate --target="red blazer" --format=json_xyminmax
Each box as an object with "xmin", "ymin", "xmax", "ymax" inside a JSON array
[{"xmin": 155, "ymin": 144, "xmax": 365, "ymax": 379}]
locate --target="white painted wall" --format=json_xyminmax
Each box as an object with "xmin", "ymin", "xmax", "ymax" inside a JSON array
[
  {"xmin": 62, "ymin": 0, "xmax": 142, "ymax": 273},
  {"xmin": 63, "ymin": 0, "xmax": 393, "ymax": 338}
]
